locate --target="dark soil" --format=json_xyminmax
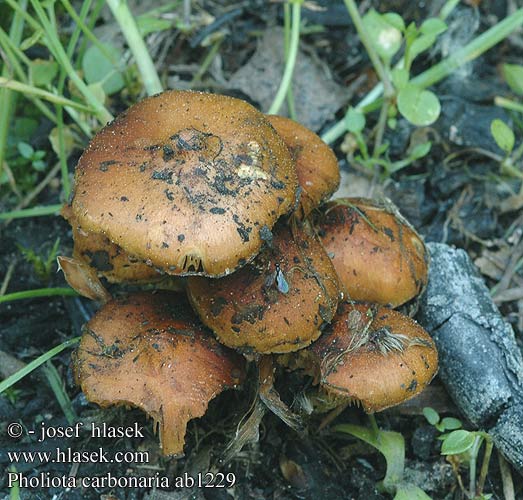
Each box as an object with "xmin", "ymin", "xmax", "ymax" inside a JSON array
[{"xmin": 1, "ymin": 1, "xmax": 522, "ymax": 499}]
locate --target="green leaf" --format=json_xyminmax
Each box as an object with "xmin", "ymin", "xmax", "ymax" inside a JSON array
[
  {"xmin": 82, "ymin": 43, "xmax": 125, "ymax": 96},
  {"xmin": 420, "ymin": 18, "xmax": 447, "ymax": 37},
  {"xmin": 441, "ymin": 430, "xmax": 476, "ymax": 455},
  {"xmin": 29, "ymin": 59, "xmax": 59, "ymax": 87},
  {"xmin": 490, "ymin": 119, "xmax": 515, "ymax": 153},
  {"xmin": 362, "ymin": 9, "xmax": 402, "ymax": 62},
  {"xmin": 397, "ymin": 85, "xmax": 441, "ymax": 126},
  {"xmin": 410, "ymin": 141, "xmax": 431, "ymax": 159},
  {"xmin": 395, "ymin": 483, "xmax": 432, "ymax": 500},
  {"xmin": 137, "ymin": 16, "xmax": 172, "ymax": 36},
  {"xmin": 32, "ymin": 159, "xmax": 47, "ymax": 172},
  {"xmin": 17, "ymin": 142, "xmax": 34, "ymax": 159},
  {"xmin": 409, "ymin": 34, "xmax": 436, "ymax": 62},
  {"xmin": 345, "ymin": 107, "xmax": 366, "ymax": 133},
  {"xmin": 20, "ymin": 30, "xmax": 43, "ymax": 51},
  {"xmin": 423, "ymin": 407, "xmax": 440, "ymax": 425},
  {"xmin": 336, "ymin": 424, "xmax": 404, "ymax": 492},
  {"xmin": 503, "ymin": 63, "xmax": 523, "ymax": 95},
  {"xmin": 392, "ymin": 68, "xmax": 409, "ymax": 90},
  {"xmin": 440, "ymin": 417, "xmax": 462, "ymax": 431},
  {"xmin": 49, "ymin": 126, "xmax": 76, "ymax": 157},
  {"xmin": 383, "ymin": 12, "xmax": 405, "ymax": 32}
]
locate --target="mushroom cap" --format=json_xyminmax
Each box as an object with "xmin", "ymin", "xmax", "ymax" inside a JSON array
[
  {"xmin": 62, "ymin": 205, "xmax": 162, "ymax": 284},
  {"xmin": 73, "ymin": 291, "xmax": 246, "ymax": 456},
  {"xmin": 315, "ymin": 198, "xmax": 429, "ymax": 307},
  {"xmin": 69, "ymin": 90, "xmax": 298, "ymax": 277},
  {"xmin": 187, "ymin": 220, "xmax": 341, "ymax": 354},
  {"xmin": 266, "ymin": 115, "xmax": 339, "ymax": 217},
  {"xmin": 309, "ymin": 302, "xmax": 438, "ymax": 412}
]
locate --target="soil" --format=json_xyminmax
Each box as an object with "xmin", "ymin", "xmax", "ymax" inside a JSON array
[{"xmin": 1, "ymin": 1, "xmax": 522, "ymax": 499}]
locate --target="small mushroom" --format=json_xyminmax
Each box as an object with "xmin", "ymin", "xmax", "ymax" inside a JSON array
[
  {"xmin": 187, "ymin": 219, "xmax": 341, "ymax": 354},
  {"xmin": 62, "ymin": 205, "xmax": 162, "ymax": 284},
  {"xmin": 73, "ymin": 292, "xmax": 246, "ymax": 456},
  {"xmin": 266, "ymin": 115, "xmax": 340, "ymax": 217},
  {"xmin": 67, "ymin": 90, "xmax": 298, "ymax": 277},
  {"xmin": 315, "ymin": 197, "xmax": 429, "ymax": 307},
  {"xmin": 304, "ymin": 302, "xmax": 438, "ymax": 413}
]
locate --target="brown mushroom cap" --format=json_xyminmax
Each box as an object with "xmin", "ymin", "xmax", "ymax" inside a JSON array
[
  {"xmin": 266, "ymin": 115, "xmax": 339, "ymax": 217},
  {"xmin": 187, "ymin": 220, "xmax": 341, "ymax": 354},
  {"xmin": 68, "ymin": 90, "xmax": 298, "ymax": 277},
  {"xmin": 73, "ymin": 291, "xmax": 246, "ymax": 456},
  {"xmin": 62, "ymin": 205, "xmax": 162, "ymax": 284},
  {"xmin": 315, "ymin": 197, "xmax": 429, "ymax": 307},
  {"xmin": 308, "ymin": 302, "xmax": 438, "ymax": 412}
]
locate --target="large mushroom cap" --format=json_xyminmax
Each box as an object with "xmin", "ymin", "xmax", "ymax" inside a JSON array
[
  {"xmin": 68, "ymin": 90, "xmax": 298, "ymax": 277},
  {"xmin": 73, "ymin": 292, "xmax": 246, "ymax": 456},
  {"xmin": 187, "ymin": 220, "xmax": 341, "ymax": 354},
  {"xmin": 315, "ymin": 198, "xmax": 429, "ymax": 307},
  {"xmin": 266, "ymin": 115, "xmax": 340, "ymax": 217},
  {"xmin": 308, "ymin": 302, "xmax": 438, "ymax": 412}
]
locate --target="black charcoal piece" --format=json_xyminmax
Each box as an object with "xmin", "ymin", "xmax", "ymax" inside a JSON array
[
  {"xmin": 489, "ymin": 404, "xmax": 523, "ymax": 473},
  {"xmin": 418, "ymin": 243, "xmax": 523, "ymax": 474}
]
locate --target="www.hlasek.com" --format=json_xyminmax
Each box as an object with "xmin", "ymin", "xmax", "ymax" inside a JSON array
[{"xmin": 6, "ymin": 421, "xmax": 236, "ymax": 489}]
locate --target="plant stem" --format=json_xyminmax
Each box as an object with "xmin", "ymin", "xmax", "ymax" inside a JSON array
[
  {"xmin": 372, "ymin": 98, "xmax": 390, "ymax": 160},
  {"xmin": 440, "ymin": 0, "xmax": 461, "ymax": 20},
  {"xmin": 476, "ymin": 434, "xmax": 493, "ymax": 495},
  {"xmin": 495, "ymin": 95, "xmax": 523, "ymax": 113},
  {"xmin": 412, "ymin": 8, "xmax": 523, "ymax": 89},
  {"xmin": 321, "ymin": 8, "xmax": 523, "ymax": 144},
  {"xmin": 283, "ymin": 2, "xmax": 297, "ymax": 120},
  {"xmin": 18, "ymin": 0, "xmax": 113, "ymax": 124},
  {"xmin": 268, "ymin": 0, "xmax": 302, "ymax": 115},
  {"xmin": 106, "ymin": 0, "xmax": 163, "ymax": 96},
  {"xmin": 190, "ymin": 37, "xmax": 224, "ymax": 86},
  {"xmin": 368, "ymin": 413, "xmax": 379, "ymax": 437},
  {"xmin": 0, "ymin": 337, "xmax": 80, "ymax": 394},
  {"xmin": 0, "ymin": 287, "xmax": 78, "ymax": 304},
  {"xmin": 468, "ymin": 435, "xmax": 482, "ymax": 498},
  {"xmin": 343, "ymin": 0, "xmax": 394, "ymax": 99},
  {"xmin": 498, "ymin": 450, "xmax": 516, "ymax": 500},
  {"xmin": 41, "ymin": 361, "xmax": 77, "ymax": 424},
  {"xmin": 0, "ymin": 0, "xmax": 27, "ymax": 182},
  {"xmin": 0, "ymin": 77, "xmax": 92, "ymax": 112},
  {"xmin": 0, "ymin": 204, "xmax": 63, "ymax": 220}
]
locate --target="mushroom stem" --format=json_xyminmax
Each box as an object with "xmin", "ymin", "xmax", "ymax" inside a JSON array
[{"xmin": 258, "ymin": 355, "xmax": 302, "ymax": 431}]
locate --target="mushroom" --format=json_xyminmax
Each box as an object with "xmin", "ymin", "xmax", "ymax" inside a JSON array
[
  {"xmin": 187, "ymin": 219, "xmax": 341, "ymax": 354},
  {"xmin": 62, "ymin": 205, "xmax": 163, "ymax": 284},
  {"xmin": 66, "ymin": 90, "xmax": 298, "ymax": 278},
  {"xmin": 73, "ymin": 291, "xmax": 246, "ymax": 456},
  {"xmin": 266, "ymin": 115, "xmax": 340, "ymax": 217},
  {"xmin": 300, "ymin": 302, "xmax": 438, "ymax": 413},
  {"xmin": 315, "ymin": 197, "xmax": 429, "ymax": 307}
]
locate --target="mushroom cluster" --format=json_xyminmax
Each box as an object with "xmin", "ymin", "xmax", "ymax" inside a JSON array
[{"xmin": 61, "ymin": 90, "xmax": 438, "ymax": 457}]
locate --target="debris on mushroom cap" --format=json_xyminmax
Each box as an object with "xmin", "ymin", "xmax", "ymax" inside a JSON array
[
  {"xmin": 307, "ymin": 302, "xmax": 438, "ymax": 413},
  {"xmin": 62, "ymin": 205, "xmax": 163, "ymax": 284},
  {"xmin": 187, "ymin": 219, "xmax": 341, "ymax": 354},
  {"xmin": 315, "ymin": 197, "xmax": 429, "ymax": 307},
  {"xmin": 73, "ymin": 291, "xmax": 246, "ymax": 456},
  {"xmin": 266, "ymin": 115, "xmax": 340, "ymax": 217},
  {"xmin": 67, "ymin": 90, "xmax": 298, "ymax": 278}
]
